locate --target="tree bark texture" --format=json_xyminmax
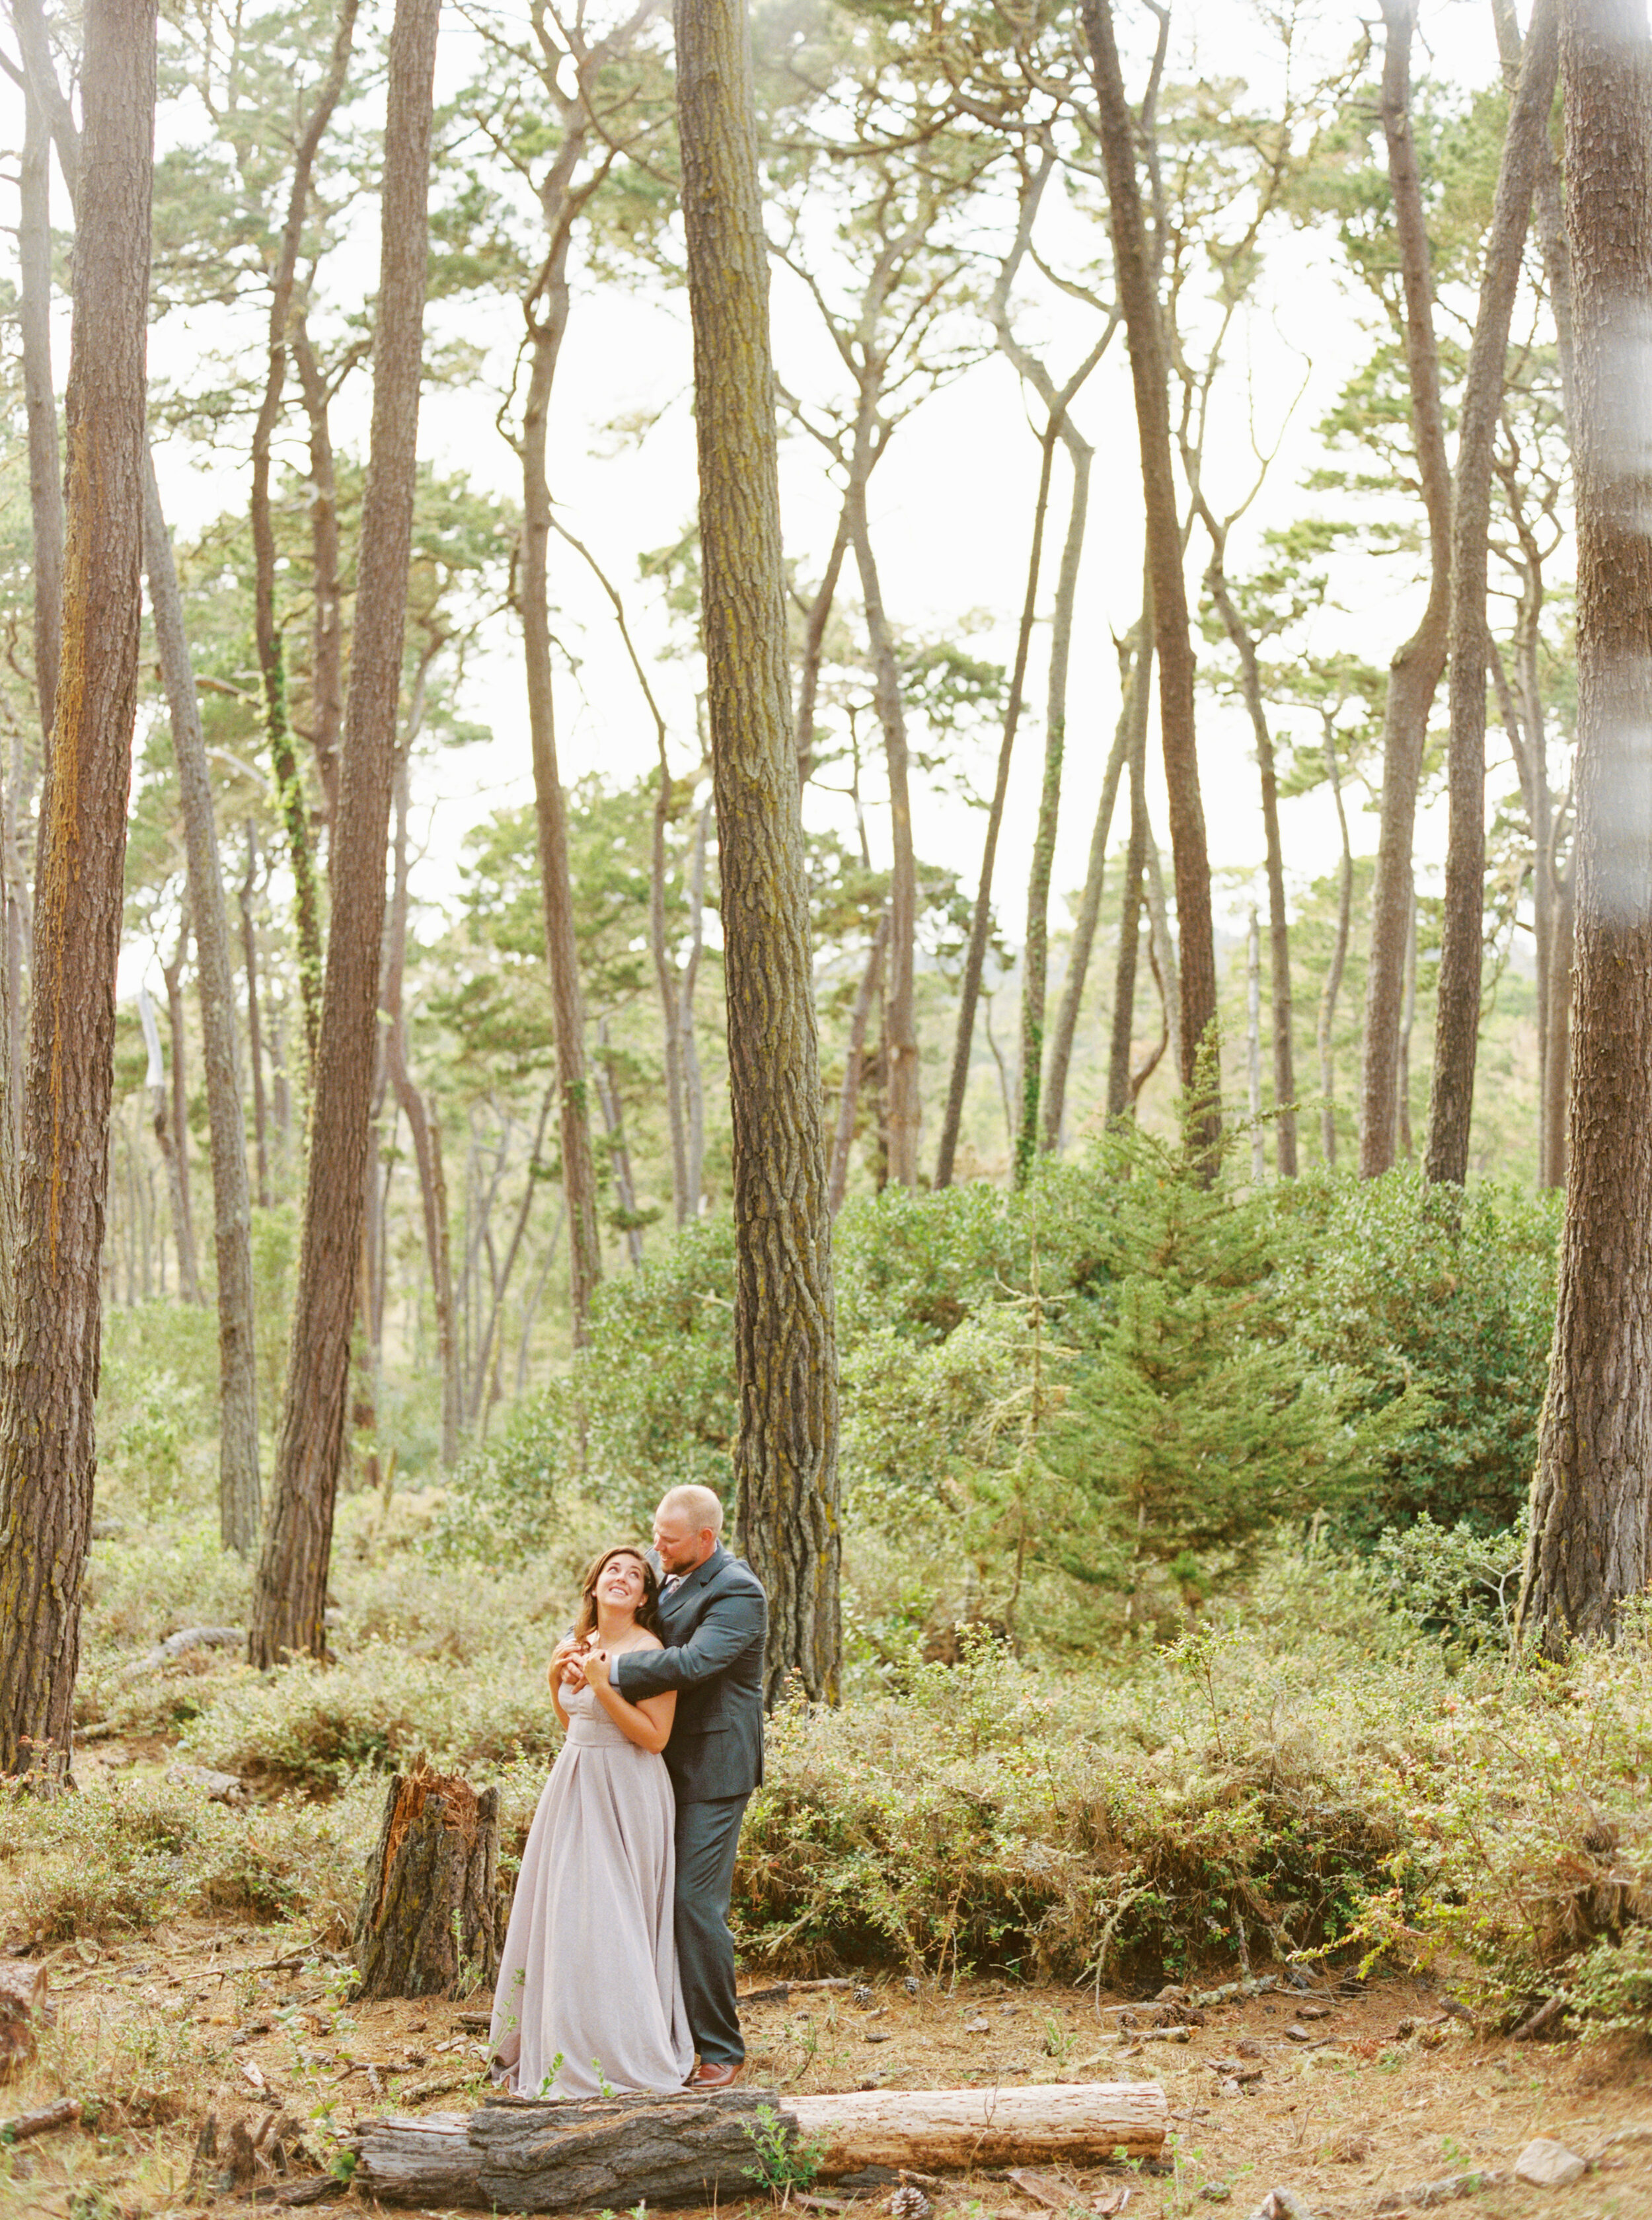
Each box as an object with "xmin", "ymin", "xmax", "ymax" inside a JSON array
[
  {"xmin": 1425, "ymin": 0, "xmax": 1558, "ymax": 1185},
  {"xmin": 18, "ymin": 38, "xmax": 62, "ymax": 755},
  {"xmin": 250, "ymin": 0, "xmax": 439, "ymax": 1669},
  {"xmin": 0, "ymin": 0, "xmax": 155, "ymax": 1777},
  {"xmin": 675, "ymin": 0, "xmax": 841, "ymax": 1705},
  {"xmin": 1081, "ymin": 0, "xmax": 1220, "ymax": 1139},
  {"xmin": 147, "ymin": 459, "xmax": 260, "ymax": 1554},
  {"xmin": 1542, "ymin": 852, "xmax": 1574, "ymax": 1190},
  {"xmin": 353, "ymin": 1766, "xmax": 500, "ymax": 2001},
  {"xmin": 1520, "ymin": 0, "xmax": 1652, "ymax": 1653},
  {"xmin": 352, "ymin": 2083, "xmax": 1169, "ymax": 2210},
  {"xmin": 1358, "ymin": 0, "xmax": 1454, "ymax": 1178}
]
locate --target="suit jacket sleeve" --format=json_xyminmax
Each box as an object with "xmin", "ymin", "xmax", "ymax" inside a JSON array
[{"xmin": 611, "ymin": 1585, "xmax": 765, "ymax": 1701}]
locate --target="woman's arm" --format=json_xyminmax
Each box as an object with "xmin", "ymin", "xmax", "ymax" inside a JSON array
[{"xmin": 582, "ymin": 1645, "xmax": 677, "ymax": 1754}]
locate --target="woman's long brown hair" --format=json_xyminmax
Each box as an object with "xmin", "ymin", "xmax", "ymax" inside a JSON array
[{"xmin": 572, "ymin": 1545, "xmax": 662, "ymax": 1642}]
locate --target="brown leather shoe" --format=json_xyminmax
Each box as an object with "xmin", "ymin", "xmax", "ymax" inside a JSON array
[{"xmin": 687, "ymin": 2059, "xmax": 743, "ymax": 2089}]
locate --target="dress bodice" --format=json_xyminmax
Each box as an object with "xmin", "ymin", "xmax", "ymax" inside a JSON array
[{"xmin": 563, "ymin": 1676, "xmax": 633, "ymax": 1750}]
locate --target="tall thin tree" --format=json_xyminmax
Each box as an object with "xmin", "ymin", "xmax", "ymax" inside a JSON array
[
  {"xmin": 675, "ymin": 0, "xmax": 841, "ymax": 1703},
  {"xmin": 1520, "ymin": 0, "xmax": 1652, "ymax": 1652},
  {"xmin": 1425, "ymin": 0, "xmax": 1559, "ymax": 1185},
  {"xmin": 1357, "ymin": 0, "xmax": 1453, "ymax": 1177},
  {"xmin": 0, "ymin": 0, "xmax": 156, "ymax": 1777},
  {"xmin": 250, "ymin": 0, "xmax": 439, "ymax": 1668},
  {"xmin": 1080, "ymin": 0, "xmax": 1220, "ymax": 1134}
]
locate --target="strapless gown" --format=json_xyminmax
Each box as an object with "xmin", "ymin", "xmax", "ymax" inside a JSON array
[{"xmin": 489, "ymin": 1679, "xmax": 693, "ymax": 2098}]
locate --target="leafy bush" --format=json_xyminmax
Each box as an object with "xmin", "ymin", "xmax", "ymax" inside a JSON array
[
  {"xmin": 0, "ymin": 1772, "xmax": 383, "ymax": 1947},
  {"xmin": 1363, "ymin": 1512, "xmax": 1524, "ymax": 1652},
  {"xmin": 1280, "ymin": 1171, "xmax": 1559, "ymax": 1542}
]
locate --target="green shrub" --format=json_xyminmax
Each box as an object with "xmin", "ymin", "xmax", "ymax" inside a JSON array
[
  {"xmin": 1279, "ymin": 1171, "xmax": 1559, "ymax": 1541},
  {"xmin": 1363, "ymin": 1512, "xmax": 1524, "ymax": 1652}
]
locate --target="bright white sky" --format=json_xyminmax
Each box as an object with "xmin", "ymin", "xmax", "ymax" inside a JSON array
[{"xmin": 8, "ymin": 0, "xmax": 1548, "ymax": 991}]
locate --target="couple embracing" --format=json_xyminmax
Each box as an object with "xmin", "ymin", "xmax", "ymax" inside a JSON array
[{"xmin": 489, "ymin": 1485, "xmax": 765, "ymax": 2099}]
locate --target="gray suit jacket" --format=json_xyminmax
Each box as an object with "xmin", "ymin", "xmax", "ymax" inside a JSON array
[{"xmin": 611, "ymin": 1545, "xmax": 767, "ymax": 1804}]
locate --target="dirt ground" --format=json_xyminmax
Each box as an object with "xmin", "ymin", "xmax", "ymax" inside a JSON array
[{"xmin": 2, "ymin": 1923, "xmax": 1649, "ymax": 2220}]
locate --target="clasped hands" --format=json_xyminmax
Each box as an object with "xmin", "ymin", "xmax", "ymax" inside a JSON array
[{"xmin": 548, "ymin": 1635, "xmax": 611, "ymax": 1695}]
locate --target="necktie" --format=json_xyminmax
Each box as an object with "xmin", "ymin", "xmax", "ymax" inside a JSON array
[{"xmin": 661, "ymin": 1574, "xmax": 683, "ymax": 1597}]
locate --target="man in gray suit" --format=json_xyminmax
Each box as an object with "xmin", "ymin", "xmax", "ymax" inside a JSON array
[{"xmin": 580, "ymin": 1484, "xmax": 766, "ymax": 2088}]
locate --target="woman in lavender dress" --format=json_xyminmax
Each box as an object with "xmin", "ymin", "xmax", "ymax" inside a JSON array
[{"xmin": 490, "ymin": 1545, "xmax": 693, "ymax": 2098}]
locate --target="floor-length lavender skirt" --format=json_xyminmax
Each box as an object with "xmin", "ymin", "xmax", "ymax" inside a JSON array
[{"xmin": 490, "ymin": 1684, "xmax": 693, "ymax": 2098}]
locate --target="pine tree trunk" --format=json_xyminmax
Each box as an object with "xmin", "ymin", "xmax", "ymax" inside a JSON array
[
  {"xmin": 1425, "ymin": 0, "xmax": 1558, "ymax": 1185},
  {"xmin": 828, "ymin": 910, "xmax": 889, "ymax": 1214},
  {"xmin": 676, "ymin": 0, "xmax": 841, "ymax": 1704},
  {"xmin": 794, "ymin": 501, "xmax": 850, "ymax": 790},
  {"xmin": 1016, "ymin": 435, "xmax": 1091, "ymax": 1183},
  {"xmin": 161, "ymin": 919, "xmax": 203, "ymax": 1302},
  {"xmin": 1542, "ymin": 853, "xmax": 1573, "ymax": 1191},
  {"xmin": 520, "ymin": 324, "xmax": 604, "ymax": 1345},
  {"xmin": 139, "ymin": 982, "xmax": 193, "ymax": 1305},
  {"xmin": 17, "ymin": 38, "xmax": 62, "ymax": 755},
  {"xmin": 1358, "ymin": 0, "xmax": 1454, "ymax": 1179},
  {"xmin": 384, "ymin": 746, "xmax": 459, "ymax": 1463},
  {"xmin": 1044, "ymin": 601, "xmax": 1149, "ymax": 1152},
  {"xmin": 848, "ymin": 441, "xmax": 919, "ymax": 1191},
  {"xmin": 934, "ymin": 427, "xmax": 1056, "ymax": 1190},
  {"xmin": 0, "ymin": 0, "xmax": 155, "ymax": 1778},
  {"xmin": 239, "ymin": 826, "xmax": 271, "ymax": 1210},
  {"xmin": 1199, "ymin": 539, "xmax": 1297, "ymax": 1173},
  {"xmin": 1106, "ymin": 725, "xmax": 1150, "ymax": 1124},
  {"xmin": 1318, "ymin": 720, "xmax": 1355, "ymax": 1168},
  {"xmin": 1521, "ymin": 0, "xmax": 1652, "ymax": 1652},
  {"xmin": 294, "ymin": 318, "xmax": 347, "ymax": 819},
  {"xmin": 249, "ymin": 5, "xmax": 359, "ymax": 1070},
  {"xmin": 250, "ymin": 0, "xmax": 439, "ymax": 1668},
  {"xmin": 650, "ymin": 758, "xmax": 691, "ymax": 1227},
  {"xmin": 1082, "ymin": 0, "xmax": 1220, "ymax": 1143},
  {"xmin": 1246, "ymin": 910, "xmax": 1265, "ymax": 1183}
]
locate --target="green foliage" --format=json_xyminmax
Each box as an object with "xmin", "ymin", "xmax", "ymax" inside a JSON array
[
  {"xmin": 0, "ymin": 1771, "xmax": 381, "ymax": 1948},
  {"xmin": 741, "ymin": 2103, "xmax": 829, "ymax": 2193},
  {"xmin": 1049, "ymin": 1121, "xmax": 1392, "ymax": 1596},
  {"xmin": 1279, "ymin": 1172, "xmax": 1560, "ymax": 1541},
  {"xmin": 1363, "ymin": 1512, "xmax": 1524, "ymax": 1654}
]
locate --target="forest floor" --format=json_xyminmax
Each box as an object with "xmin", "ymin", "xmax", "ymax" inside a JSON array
[{"xmin": 1, "ymin": 1901, "xmax": 1647, "ymax": 2220}]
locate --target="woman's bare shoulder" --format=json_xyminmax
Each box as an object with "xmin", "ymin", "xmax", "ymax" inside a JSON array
[{"xmin": 628, "ymin": 1630, "xmax": 665, "ymax": 1653}]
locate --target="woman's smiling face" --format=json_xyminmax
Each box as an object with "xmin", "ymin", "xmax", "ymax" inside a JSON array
[{"xmin": 595, "ymin": 1550, "xmax": 647, "ymax": 1615}]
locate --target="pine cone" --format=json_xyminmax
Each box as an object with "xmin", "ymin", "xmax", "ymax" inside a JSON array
[{"xmin": 888, "ymin": 2188, "xmax": 932, "ymax": 2220}]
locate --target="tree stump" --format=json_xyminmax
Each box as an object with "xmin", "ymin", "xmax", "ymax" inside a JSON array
[{"xmin": 352, "ymin": 1761, "xmax": 500, "ymax": 2001}]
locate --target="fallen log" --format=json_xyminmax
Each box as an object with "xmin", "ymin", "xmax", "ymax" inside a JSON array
[{"xmin": 352, "ymin": 2079, "xmax": 1168, "ymax": 2211}]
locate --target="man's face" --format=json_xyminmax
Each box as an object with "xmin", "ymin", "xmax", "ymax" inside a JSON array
[{"xmin": 653, "ymin": 1504, "xmax": 712, "ymax": 1574}]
